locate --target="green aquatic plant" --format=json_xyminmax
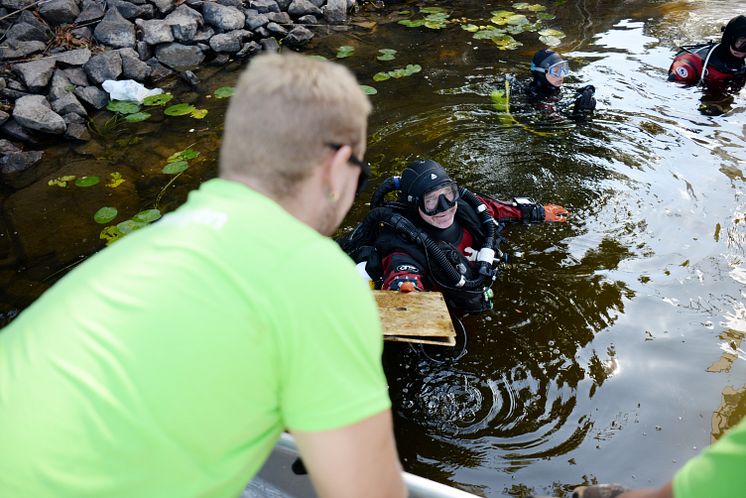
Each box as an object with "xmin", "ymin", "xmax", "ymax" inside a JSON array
[
  {"xmin": 398, "ymin": 6, "xmax": 450, "ymax": 30},
  {"xmin": 162, "ymin": 161, "xmax": 189, "ymax": 174},
  {"xmin": 133, "ymin": 209, "xmax": 161, "ymax": 223},
  {"xmin": 376, "ymin": 48, "xmax": 397, "ymax": 61},
  {"xmin": 539, "ymin": 28, "xmax": 565, "ymax": 47},
  {"xmin": 473, "ymin": 27, "xmax": 507, "ymax": 40},
  {"xmin": 336, "ymin": 45, "xmax": 355, "ymax": 58},
  {"xmin": 94, "ymin": 207, "xmax": 118, "ymax": 224},
  {"xmin": 164, "ymin": 103, "xmax": 196, "ymax": 116},
  {"xmin": 106, "ymin": 100, "xmax": 140, "ymax": 114},
  {"xmin": 124, "ymin": 112, "xmax": 151, "ymax": 123},
  {"xmin": 461, "ymin": 24, "xmax": 479, "ymax": 32},
  {"xmin": 213, "ymin": 87, "xmax": 235, "ymax": 99},
  {"xmin": 142, "ymin": 93, "xmax": 173, "ymax": 106},
  {"xmin": 360, "ymin": 85, "xmax": 378, "ymax": 95},
  {"xmin": 106, "ymin": 172, "xmax": 125, "ymax": 188},
  {"xmin": 48, "ymin": 175, "xmax": 76, "ymax": 187},
  {"xmin": 74, "ymin": 176, "xmax": 100, "ymax": 187},
  {"xmin": 155, "ymin": 145, "xmax": 200, "ymax": 209}
]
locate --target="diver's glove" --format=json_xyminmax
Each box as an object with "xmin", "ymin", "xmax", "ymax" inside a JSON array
[
  {"xmin": 572, "ymin": 84, "xmax": 597, "ymax": 117},
  {"xmin": 389, "ymin": 276, "xmax": 423, "ymax": 293},
  {"xmin": 572, "ymin": 484, "xmax": 629, "ymax": 498},
  {"xmin": 543, "ymin": 204, "xmax": 569, "ymax": 222},
  {"xmin": 512, "ymin": 197, "xmax": 545, "ymax": 223}
]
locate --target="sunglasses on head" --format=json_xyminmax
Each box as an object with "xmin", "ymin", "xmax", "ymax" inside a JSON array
[{"xmin": 325, "ymin": 143, "xmax": 370, "ymax": 195}]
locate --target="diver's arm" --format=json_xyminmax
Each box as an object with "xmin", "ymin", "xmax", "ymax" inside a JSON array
[
  {"xmin": 381, "ymin": 252, "xmax": 425, "ymax": 291},
  {"xmin": 479, "ymin": 195, "xmax": 568, "ymax": 223}
]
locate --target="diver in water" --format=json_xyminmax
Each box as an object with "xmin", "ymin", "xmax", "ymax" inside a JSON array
[
  {"xmin": 500, "ymin": 49, "xmax": 597, "ymax": 124},
  {"xmin": 668, "ymin": 14, "xmax": 746, "ymax": 93},
  {"xmin": 338, "ymin": 159, "xmax": 568, "ymax": 315}
]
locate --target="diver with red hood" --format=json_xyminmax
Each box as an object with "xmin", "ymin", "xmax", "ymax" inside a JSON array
[{"xmin": 668, "ymin": 15, "xmax": 746, "ymax": 92}]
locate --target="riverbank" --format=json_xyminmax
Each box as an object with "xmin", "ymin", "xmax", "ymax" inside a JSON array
[{"xmin": 0, "ymin": 0, "xmax": 356, "ymax": 187}]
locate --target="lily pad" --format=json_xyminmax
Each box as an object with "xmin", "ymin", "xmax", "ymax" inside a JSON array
[
  {"xmin": 164, "ymin": 103, "xmax": 197, "ymax": 116},
  {"xmin": 512, "ymin": 2, "xmax": 531, "ymax": 8},
  {"xmin": 214, "ymin": 86, "xmax": 235, "ymax": 99},
  {"xmin": 124, "ymin": 111, "xmax": 151, "ymax": 123},
  {"xmin": 309, "ymin": 55, "xmax": 328, "ymax": 61},
  {"xmin": 377, "ymin": 48, "xmax": 397, "ymax": 61},
  {"xmin": 75, "ymin": 176, "xmax": 100, "ymax": 187},
  {"xmin": 537, "ymin": 12, "xmax": 556, "ymax": 20},
  {"xmin": 94, "ymin": 206, "xmax": 118, "ymax": 224},
  {"xmin": 360, "ymin": 85, "xmax": 378, "ymax": 95},
  {"xmin": 142, "ymin": 93, "xmax": 173, "ymax": 106},
  {"xmin": 461, "ymin": 24, "xmax": 479, "ymax": 32},
  {"xmin": 398, "ymin": 19, "xmax": 425, "ymax": 28},
  {"xmin": 507, "ymin": 14, "xmax": 529, "ymax": 25},
  {"xmin": 162, "ymin": 160, "xmax": 189, "ymax": 174},
  {"xmin": 404, "ymin": 64, "xmax": 422, "ymax": 75},
  {"xmin": 539, "ymin": 35, "xmax": 562, "ymax": 47},
  {"xmin": 424, "ymin": 20, "xmax": 447, "ymax": 29},
  {"xmin": 167, "ymin": 148, "xmax": 200, "ymax": 162},
  {"xmin": 48, "ymin": 175, "xmax": 76, "ymax": 187},
  {"xmin": 538, "ymin": 28, "xmax": 566, "ymax": 38},
  {"xmin": 106, "ymin": 172, "xmax": 125, "ymax": 188},
  {"xmin": 116, "ymin": 219, "xmax": 147, "ymax": 235},
  {"xmin": 420, "ymin": 6, "xmax": 446, "ymax": 14},
  {"xmin": 107, "ymin": 100, "xmax": 140, "ymax": 115},
  {"xmin": 528, "ymin": 4, "xmax": 547, "ymax": 11},
  {"xmin": 373, "ymin": 72, "xmax": 391, "ymax": 82},
  {"xmin": 492, "ymin": 34, "xmax": 523, "ymax": 50},
  {"xmin": 473, "ymin": 27, "xmax": 506, "ymax": 40},
  {"xmin": 490, "ymin": 10, "xmax": 514, "ymax": 25},
  {"xmin": 336, "ymin": 45, "xmax": 355, "ymax": 58},
  {"xmin": 100, "ymin": 225, "xmax": 123, "ymax": 245},
  {"xmin": 133, "ymin": 209, "xmax": 161, "ymax": 223},
  {"xmin": 190, "ymin": 108, "xmax": 208, "ymax": 119}
]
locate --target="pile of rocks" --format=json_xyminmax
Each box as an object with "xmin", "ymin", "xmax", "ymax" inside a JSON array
[{"xmin": 0, "ymin": 0, "xmax": 356, "ymax": 177}]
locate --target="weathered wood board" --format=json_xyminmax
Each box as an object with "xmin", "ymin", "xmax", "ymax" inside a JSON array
[{"xmin": 372, "ymin": 290, "xmax": 456, "ymax": 347}]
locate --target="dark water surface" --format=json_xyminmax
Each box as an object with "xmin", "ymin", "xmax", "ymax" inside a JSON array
[{"xmin": 2, "ymin": 1, "xmax": 746, "ymax": 497}]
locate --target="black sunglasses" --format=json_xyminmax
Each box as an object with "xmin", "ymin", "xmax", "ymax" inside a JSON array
[{"xmin": 325, "ymin": 143, "xmax": 370, "ymax": 195}]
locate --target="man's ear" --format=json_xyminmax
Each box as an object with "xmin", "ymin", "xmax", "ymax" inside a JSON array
[{"xmin": 322, "ymin": 145, "xmax": 352, "ymax": 199}]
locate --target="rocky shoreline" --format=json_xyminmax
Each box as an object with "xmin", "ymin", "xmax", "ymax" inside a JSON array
[{"xmin": 0, "ymin": 0, "xmax": 357, "ymax": 183}]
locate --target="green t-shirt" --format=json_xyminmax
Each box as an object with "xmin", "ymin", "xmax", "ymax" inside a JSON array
[
  {"xmin": 673, "ymin": 416, "xmax": 746, "ymax": 498},
  {"xmin": 0, "ymin": 178, "xmax": 390, "ymax": 498}
]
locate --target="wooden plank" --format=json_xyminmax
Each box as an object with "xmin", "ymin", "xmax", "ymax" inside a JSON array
[{"xmin": 372, "ymin": 290, "xmax": 456, "ymax": 347}]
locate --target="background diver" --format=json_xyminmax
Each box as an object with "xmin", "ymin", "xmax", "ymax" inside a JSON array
[{"xmin": 338, "ymin": 159, "xmax": 568, "ymax": 315}]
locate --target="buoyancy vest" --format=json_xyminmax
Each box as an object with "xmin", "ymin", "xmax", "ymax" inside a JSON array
[{"xmin": 669, "ymin": 43, "xmax": 746, "ymax": 90}]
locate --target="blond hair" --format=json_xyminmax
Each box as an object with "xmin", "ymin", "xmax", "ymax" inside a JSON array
[{"xmin": 219, "ymin": 53, "xmax": 372, "ymax": 198}]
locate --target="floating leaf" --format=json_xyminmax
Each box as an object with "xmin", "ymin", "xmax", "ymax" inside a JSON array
[
  {"xmin": 106, "ymin": 172, "xmax": 125, "ymax": 188},
  {"xmin": 162, "ymin": 160, "xmax": 189, "ymax": 174},
  {"xmin": 377, "ymin": 48, "xmax": 397, "ymax": 61},
  {"xmin": 490, "ymin": 10, "xmax": 514, "ymax": 25},
  {"xmin": 528, "ymin": 4, "xmax": 547, "ymax": 11},
  {"xmin": 336, "ymin": 45, "xmax": 355, "ymax": 58},
  {"xmin": 360, "ymin": 85, "xmax": 377, "ymax": 95},
  {"xmin": 420, "ymin": 6, "xmax": 446, "ymax": 14},
  {"xmin": 507, "ymin": 14, "xmax": 529, "ymax": 25},
  {"xmin": 100, "ymin": 225, "xmax": 123, "ymax": 245},
  {"xmin": 398, "ymin": 19, "xmax": 425, "ymax": 28},
  {"xmin": 388, "ymin": 68, "xmax": 408, "ymax": 78},
  {"xmin": 537, "ymin": 12, "xmax": 556, "ymax": 20},
  {"xmin": 397, "ymin": 10, "xmax": 411, "ymax": 15},
  {"xmin": 404, "ymin": 64, "xmax": 422, "ymax": 75},
  {"xmin": 94, "ymin": 206, "xmax": 118, "ymax": 224},
  {"xmin": 424, "ymin": 12, "xmax": 449, "ymax": 22},
  {"xmin": 167, "ymin": 148, "xmax": 200, "ymax": 162},
  {"xmin": 538, "ymin": 28, "xmax": 566, "ymax": 38},
  {"xmin": 214, "ymin": 86, "xmax": 235, "ymax": 99},
  {"xmin": 373, "ymin": 72, "xmax": 391, "ymax": 82},
  {"xmin": 133, "ymin": 209, "xmax": 161, "ymax": 223},
  {"xmin": 491, "ymin": 89, "xmax": 510, "ymax": 111},
  {"xmin": 506, "ymin": 24, "xmax": 526, "ymax": 34},
  {"xmin": 492, "ymin": 34, "xmax": 523, "ymax": 50},
  {"xmin": 190, "ymin": 108, "xmax": 208, "ymax": 119},
  {"xmin": 142, "ymin": 93, "xmax": 173, "ymax": 106},
  {"xmin": 75, "ymin": 176, "xmax": 100, "ymax": 187},
  {"xmin": 424, "ymin": 20, "xmax": 447, "ymax": 29},
  {"xmin": 539, "ymin": 35, "xmax": 562, "ymax": 47},
  {"xmin": 512, "ymin": 2, "xmax": 530, "ymax": 8},
  {"xmin": 309, "ymin": 54, "xmax": 327, "ymax": 61},
  {"xmin": 473, "ymin": 27, "xmax": 506, "ymax": 40},
  {"xmin": 107, "ymin": 100, "xmax": 140, "ymax": 114},
  {"xmin": 124, "ymin": 111, "xmax": 151, "ymax": 123},
  {"xmin": 164, "ymin": 103, "xmax": 197, "ymax": 116},
  {"xmin": 461, "ymin": 24, "xmax": 479, "ymax": 32},
  {"xmin": 116, "ymin": 219, "xmax": 147, "ymax": 235},
  {"xmin": 48, "ymin": 175, "xmax": 76, "ymax": 187}
]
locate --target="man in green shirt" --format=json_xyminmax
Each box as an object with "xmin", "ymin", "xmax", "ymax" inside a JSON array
[{"xmin": 0, "ymin": 54, "xmax": 406, "ymax": 498}]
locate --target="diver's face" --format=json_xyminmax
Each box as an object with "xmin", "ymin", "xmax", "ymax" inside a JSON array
[
  {"xmin": 419, "ymin": 204, "xmax": 457, "ymax": 229},
  {"xmin": 731, "ymin": 37, "xmax": 746, "ymax": 58},
  {"xmin": 546, "ymin": 73, "xmax": 564, "ymax": 87}
]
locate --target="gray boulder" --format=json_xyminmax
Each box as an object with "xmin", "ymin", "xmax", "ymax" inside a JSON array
[
  {"xmin": 193, "ymin": 27, "xmax": 216, "ymax": 43},
  {"xmin": 151, "ymin": 0, "xmax": 175, "ymax": 14},
  {"xmin": 308, "ymin": 0, "xmax": 323, "ymax": 7},
  {"xmin": 13, "ymin": 95, "xmax": 66, "ymax": 134},
  {"xmin": 0, "ymin": 40, "xmax": 46, "ymax": 59},
  {"xmin": 64, "ymin": 123, "xmax": 91, "ymax": 141},
  {"xmin": 94, "ymin": 8, "xmax": 136, "ymax": 48},
  {"xmin": 0, "ymin": 110, "xmax": 9, "ymax": 126},
  {"xmin": 203, "ymin": 3, "xmax": 245, "ymax": 31},
  {"xmin": 265, "ymin": 22, "xmax": 287, "ymax": 37},
  {"xmin": 71, "ymin": 26, "xmax": 92, "ymax": 39},
  {"xmin": 118, "ymin": 48, "xmax": 152, "ymax": 81},
  {"xmin": 0, "ymin": 139, "xmax": 22, "ymax": 154},
  {"xmin": 275, "ymin": 0, "xmax": 291, "ymax": 9},
  {"xmin": 250, "ymin": 0, "xmax": 279, "ymax": 13},
  {"xmin": 245, "ymin": 13, "xmax": 269, "ymax": 30},
  {"xmin": 283, "ymin": 25, "xmax": 313, "ymax": 47},
  {"xmin": 75, "ymin": 0, "xmax": 105, "ymax": 24},
  {"xmin": 51, "ymin": 93, "xmax": 87, "ymax": 117},
  {"xmin": 5, "ymin": 22, "xmax": 49, "ymax": 43},
  {"xmin": 296, "ymin": 14, "xmax": 317, "ymax": 24},
  {"xmin": 236, "ymin": 40, "xmax": 261, "ymax": 58},
  {"xmin": 83, "ymin": 50, "xmax": 123, "ymax": 85},
  {"xmin": 266, "ymin": 11, "xmax": 291, "ymax": 24},
  {"xmin": 48, "ymin": 70, "xmax": 73, "ymax": 101},
  {"xmin": 253, "ymin": 26, "xmax": 270, "ymax": 38},
  {"xmin": 260, "ymin": 37, "xmax": 280, "ymax": 52},
  {"xmin": 136, "ymin": 41, "xmax": 152, "ymax": 60},
  {"xmin": 209, "ymin": 31, "xmax": 243, "ymax": 53},
  {"xmin": 0, "ymin": 0, "xmax": 36, "ymax": 10},
  {"xmin": 145, "ymin": 58, "xmax": 174, "ymax": 82},
  {"xmin": 12, "ymin": 59, "xmax": 56, "ymax": 93},
  {"xmin": 50, "ymin": 48, "xmax": 92, "ymax": 66},
  {"xmin": 108, "ymin": 0, "xmax": 153, "ymax": 19},
  {"xmin": 322, "ymin": 0, "xmax": 346, "ymax": 24},
  {"xmin": 74, "ymin": 86, "xmax": 109, "ymax": 109},
  {"xmin": 288, "ymin": 0, "xmax": 321, "ymax": 17},
  {"xmin": 0, "ymin": 150, "xmax": 44, "ymax": 175},
  {"xmin": 136, "ymin": 19, "xmax": 174, "ymax": 45},
  {"xmin": 164, "ymin": 4, "xmax": 203, "ymax": 42},
  {"xmin": 62, "ymin": 112, "xmax": 86, "ymax": 124},
  {"xmin": 1, "ymin": 119, "xmax": 38, "ymax": 144},
  {"xmin": 61, "ymin": 67, "xmax": 89, "ymax": 86},
  {"xmin": 155, "ymin": 43, "xmax": 204, "ymax": 70},
  {"xmin": 38, "ymin": 0, "xmax": 80, "ymax": 26}
]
